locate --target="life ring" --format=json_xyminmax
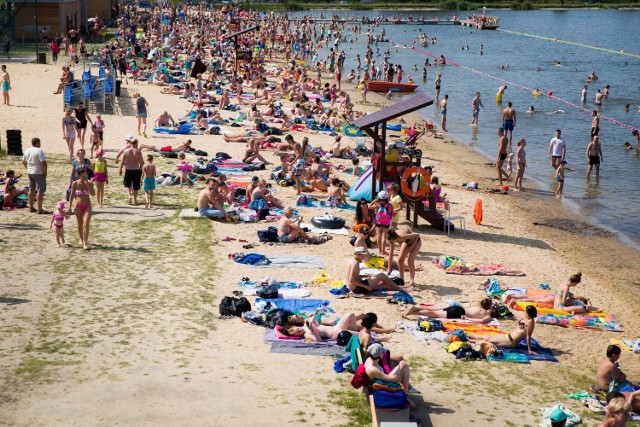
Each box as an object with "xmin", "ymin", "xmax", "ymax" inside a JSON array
[
  {"xmin": 311, "ymin": 214, "xmax": 346, "ymax": 229},
  {"xmin": 400, "ymin": 166, "xmax": 431, "ymax": 199},
  {"xmin": 474, "ymin": 198, "xmax": 483, "ymax": 225}
]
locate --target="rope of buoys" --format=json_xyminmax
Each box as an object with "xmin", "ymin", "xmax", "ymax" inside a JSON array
[
  {"xmin": 392, "ymin": 42, "xmax": 638, "ymax": 132},
  {"xmin": 497, "ymin": 29, "xmax": 640, "ymax": 60}
]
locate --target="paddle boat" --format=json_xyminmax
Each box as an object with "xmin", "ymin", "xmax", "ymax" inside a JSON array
[{"xmin": 365, "ymin": 80, "xmax": 419, "ymax": 93}]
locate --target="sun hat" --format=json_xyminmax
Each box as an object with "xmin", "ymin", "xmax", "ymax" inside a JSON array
[
  {"xmin": 56, "ymin": 201, "xmax": 65, "ymax": 209},
  {"xmin": 354, "ymin": 247, "xmax": 367, "ymax": 255},
  {"xmin": 367, "ymin": 343, "xmax": 385, "ymax": 358},
  {"xmin": 378, "ymin": 190, "xmax": 388, "ymax": 199},
  {"xmin": 549, "ymin": 408, "xmax": 567, "ymax": 423}
]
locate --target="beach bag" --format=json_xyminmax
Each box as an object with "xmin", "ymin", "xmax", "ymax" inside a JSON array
[
  {"xmin": 161, "ymin": 152, "xmax": 178, "ymax": 159},
  {"xmin": 373, "ymin": 389, "xmax": 408, "ymax": 409},
  {"xmin": 215, "ymin": 152, "xmax": 231, "ymax": 160},
  {"xmin": 219, "ymin": 296, "xmax": 251, "ymax": 317},
  {"xmin": 256, "ymin": 284, "xmax": 279, "ymax": 299},
  {"xmin": 350, "ymin": 364, "xmax": 371, "ymax": 389},
  {"xmin": 264, "ymin": 308, "xmax": 293, "ymax": 329},
  {"xmin": 375, "ymin": 202, "xmax": 392, "ymax": 226},
  {"xmin": 193, "ymin": 149, "xmax": 208, "ymax": 157},
  {"xmin": 210, "ymin": 126, "xmax": 220, "ymax": 135},
  {"xmin": 257, "ymin": 226, "xmax": 279, "ymax": 243}
]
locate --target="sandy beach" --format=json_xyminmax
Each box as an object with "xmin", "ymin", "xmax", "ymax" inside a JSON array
[{"xmin": 1, "ymin": 39, "xmax": 640, "ymax": 427}]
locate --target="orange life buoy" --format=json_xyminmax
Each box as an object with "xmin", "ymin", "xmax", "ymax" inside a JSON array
[
  {"xmin": 474, "ymin": 198, "xmax": 483, "ymax": 225},
  {"xmin": 400, "ymin": 166, "xmax": 431, "ymax": 199}
]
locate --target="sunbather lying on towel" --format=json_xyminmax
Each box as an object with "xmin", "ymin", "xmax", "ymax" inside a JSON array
[
  {"xmin": 596, "ymin": 345, "xmax": 640, "ymax": 412},
  {"xmin": 280, "ymin": 317, "xmax": 358, "ymax": 342},
  {"xmin": 348, "ymin": 247, "xmax": 414, "ymax": 293},
  {"xmin": 139, "ymin": 139, "xmax": 192, "ymax": 153},
  {"xmin": 467, "ymin": 305, "xmax": 538, "ymax": 355},
  {"xmin": 286, "ymin": 311, "xmax": 395, "ymax": 335},
  {"xmin": 402, "ymin": 298, "xmax": 493, "ymax": 323}
]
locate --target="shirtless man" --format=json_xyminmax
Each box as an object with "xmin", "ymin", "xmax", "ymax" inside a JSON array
[
  {"xmin": 309, "ymin": 171, "xmax": 329, "ymax": 192},
  {"xmin": 496, "ymin": 128, "xmax": 509, "ymax": 186},
  {"xmin": 591, "ymin": 110, "xmax": 600, "ymax": 139},
  {"xmin": 1, "ymin": 65, "xmax": 10, "ymax": 105},
  {"xmin": 596, "ymin": 345, "xmax": 640, "ymax": 412},
  {"xmin": 581, "ymin": 85, "xmax": 588, "ymax": 103},
  {"xmin": 115, "ymin": 135, "xmax": 133, "ymax": 164},
  {"xmin": 471, "ymin": 92, "xmax": 484, "ymax": 126},
  {"xmin": 139, "ymin": 139, "xmax": 192, "ymax": 152},
  {"xmin": 347, "ymin": 247, "xmax": 413, "ymax": 294},
  {"xmin": 277, "ymin": 207, "xmax": 311, "ymax": 243},
  {"xmin": 595, "ymin": 89, "xmax": 603, "ymax": 106},
  {"xmin": 197, "ymin": 178, "xmax": 229, "ymax": 219},
  {"xmin": 154, "ymin": 111, "xmax": 176, "ymax": 127},
  {"xmin": 501, "ymin": 101, "xmax": 516, "ymax": 144},
  {"xmin": 118, "ymin": 139, "xmax": 144, "ymax": 205},
  {"xmin": 402, "ymin": 298, "xmax": 493, "ymax": 324},
  {"xmin": 586, "ymin": 135, "xmax": 603, "ymax": 179},
  {"xmin": 496, "ymin": 85, "xmax": 507, "ymax": 103},
  {"xmin": 439, "ymin": 94, "xmax": 448, "ymax": 132},
  {"xmin": 291, "ymin": 136, "xmax": 308, "ymax": 195}
]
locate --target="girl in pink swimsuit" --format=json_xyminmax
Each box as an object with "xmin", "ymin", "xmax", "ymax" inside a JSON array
[{"xmin": 50, "ymin": 201, "xmax": 69, "ymax": 247}]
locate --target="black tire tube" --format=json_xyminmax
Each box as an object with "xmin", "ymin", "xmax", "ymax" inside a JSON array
[{"xmin": 311, "ymin": 216, "xmax": 346, "ymax": 229}]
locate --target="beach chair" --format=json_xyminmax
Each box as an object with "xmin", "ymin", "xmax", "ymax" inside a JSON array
[{"xmin": 443, "ymin": 201, "xmax": 465, "ymax": 236}]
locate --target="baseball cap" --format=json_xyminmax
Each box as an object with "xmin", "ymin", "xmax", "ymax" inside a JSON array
[
  {"xmin": 367, "ymin": 343, "xmax": 385, "ymax": 358},
  {"xmin": 394, "ymin": 141, "xmax": 406, "ymax": 148},
  {"xmin": 354, "ymin": 247, "xmax": 367, "ymax": 255},
  {"xmin": 378, "ymin": 190, "xmax": 388, "ymax": 199},
  {"xmin": 125, "ymin": 135, "xmax": 134, "ymax": 142},
  {"xmin": 549, "ymin": 408, "xmax": 567, "ymax": 423}
]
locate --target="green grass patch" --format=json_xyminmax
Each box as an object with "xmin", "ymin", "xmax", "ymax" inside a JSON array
[
  {"xmin": 15, "ymin": 357, "xmax": 80, "ymax": 381},
  {"xmin": 327, "ymin": 388, "xmax": 371, "ymax": 427}
]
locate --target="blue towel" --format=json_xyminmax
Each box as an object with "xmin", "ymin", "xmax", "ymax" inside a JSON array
[
  {"xmin": 237, "ymin": 280, "xmax": 299, "ymax": 289},
  {"xmin": 234, "ymin": 253, "xmax": 270, "ymax": 266},
  {"xmin": 255, "ymin": 298, "xmax": 334, "ymax": 313}
]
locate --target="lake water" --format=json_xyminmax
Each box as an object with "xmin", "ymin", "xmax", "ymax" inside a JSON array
[{"xmin": 292, "ymin": 10, "xmax": 640, "ymax": 249}]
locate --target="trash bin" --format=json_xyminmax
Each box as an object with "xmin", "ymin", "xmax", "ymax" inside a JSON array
[
  {"xmin": 37, "ymin": 53, "xmax": 46, "ymax": 64},
  {"xmin": 115, "ymin": 79, "xmax": 122, "ymax": 97},
  {"xmin": 6, "ymin": 129, "xmax": 22, "ymax": 156}
]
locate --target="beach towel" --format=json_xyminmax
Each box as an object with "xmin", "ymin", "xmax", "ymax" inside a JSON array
[
  {"xmin": 255, "ymin": 298, "xmax": 333, "ymax": 313},
  {"xmin": 248, "ymin": 255, "xmax": 325, "ymax": 269},
  {"xmin": 244, "ymin": 288, "xmax": 311, "ymax": 298},
  {"xmin": 234, "ymin": 253, "xmax": 270, "ymax": 266},
  {"xmin": 269, "ymin": 341, "xmax": 345, "ymax": 356},
  {"xmin": 536, "ymin": 313, "xmax": 624, "ymax": 332},
  {"xmin": 442, "ymin": 322, "xmax": 506, "ymax": 336},
  {"xmin": 486, "ymin": 352, "xmax": 530, "ymax": 363},
  {"xmin": 296, "ymin": 200, "xmax": 356, "ymax": 210},
  {"xmin": 237, "ymin": 280, "xmax": 299, "ymax": 289},
  {"xmin": 264, "ymin": 328, "xmax": 338, "ymax": 346},
  {"xmin": 434, "ymin": 255, "xmax": 525, "ymax": 276},
  {"xmin": 540, "ymin": 404, "xmax": 581, "ymax": 427},
  {"xmin": 345, "ymin": 335, "xmax": 363, "ymax": 372},
  {"xmin": 301, "ymin": 224, "xmax": 349, "ymax": 236}
]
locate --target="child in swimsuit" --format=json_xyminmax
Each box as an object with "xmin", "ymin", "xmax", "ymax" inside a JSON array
[
  {"xmin": 50, "ymin": 201, "xmax": 69, "ymax": 247},
  {"xmin": 92, "ymin": 149, "xmax": 108, "ymax": 208},
  {"xmin": 142, "ymin": 155, "xmax": 156, "ymax": 209},
  {"xmin": 555, "ymin": 160, "xmax": 566, "ymax": 197},
  {"xmin": 90, "ymin": 125, "xmax": 102, "ymax": 158}
]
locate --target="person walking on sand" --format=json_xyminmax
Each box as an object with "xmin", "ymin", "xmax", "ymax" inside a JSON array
[
  {"xmin": 496, "ymin": 128, "xmax": 509, "ymax": 186},
  {"xmin": 134, "ymin": 92, "xmax": 149, "ymax": 137},
  {"xmin": 586, "ymin": 135, "xmax": 603, "ymax": 179},
  {"xmin": 440, "ymin": 94, "xmax": 448, "ymax": 132},
  {"xmin": 501, "ymin": 101, "xmax": 516, "ymax": 145},
  {"xmin": 62, "ymin": 109, "xmax": 79, "ymax": 162},
  {"xmin": 142, "ymin": 155, "xmax": 156, "ymax": 209},
  {"xmin": 471, "ymin": 91, "xmax": 484, "ymax": 126},
  {"xmin": 22, "ymin": 137, "xmax": 48, "ymax": 214},
  {"xmin": 548, "ymin": 129, "xmax": 566, "ymax": 170},
  {"xmin": 514, "ymin": 139, "xmax": 527, "ymax": 191},
  {"xmin": 118, "ymin": 139, "xmax": 144, "ymax": 205},
  {"xmin": 74, "ymin": 101, "xmax": 92, "ymax": 149},
  {"xmin": 67, "ymin": 167, "xmax": 95, "ymax": 250},
  {"xmin": 1, "ymin": 65, "xmax": 11, "ymax": 105}
]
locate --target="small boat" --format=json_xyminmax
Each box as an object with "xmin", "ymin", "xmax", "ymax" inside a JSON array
[{"xmin": 365, "ymin": 80, "xmax": 418, "ymax": 93}]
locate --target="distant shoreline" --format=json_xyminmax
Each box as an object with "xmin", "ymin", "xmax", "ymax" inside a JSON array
[{"xmin": 241, "ymin": 4, "xmax": 640, "ymax": 12}]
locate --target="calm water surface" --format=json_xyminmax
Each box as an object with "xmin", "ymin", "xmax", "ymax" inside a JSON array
[{"xmin": 293, "ymin": 10, "xmax": 640, "ymax": 249}]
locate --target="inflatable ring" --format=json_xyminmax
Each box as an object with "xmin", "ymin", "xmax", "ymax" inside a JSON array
[
  {"xmin": 401, "ymin": 166, "xmax": 431, "ymax": 199},
  {"xmin": 311, "ymin": 215, "xmax": 346, "ymax": 229}
]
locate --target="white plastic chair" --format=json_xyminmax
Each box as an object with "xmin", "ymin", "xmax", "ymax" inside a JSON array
[{"xmin": 444, "ymin": 201, "xmax": 465, "ymax": 236}]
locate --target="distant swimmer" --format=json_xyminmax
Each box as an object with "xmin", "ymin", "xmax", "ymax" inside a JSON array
[
  {"xmin": 603, "ymin": 84, "xmax": 610, "ymax": 100},
  {"xmin": 581, "ymin": 85, "xmax": 588, "ymax": 103},
  {"xmin": 526, "ymin": 106, "xmax": 536, "ymax": 113},
  {"xmin": 552, "ymin": 60, "xmax": 562, "ymax": 66},
  {"xmin": 496, "ymin": 85, "xmax": 507, "ymax": 104},
  {"xmin": 572, "ymin": 68, "xmax": 578, "ymax": 72},
  {"xmin": 546, "ymin": 110, "xmax": 566, "ymax": 115},
  {"xmin": 624, "ymin": 142, "xmax": 633, "ymax": 150},
  {"xmin": 586, "ymin": 70, "xmax": 599, "ymax": 82}
]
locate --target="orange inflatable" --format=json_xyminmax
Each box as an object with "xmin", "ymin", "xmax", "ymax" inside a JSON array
[
  {"xmin": 474, "ymin": 198, "xmax": 483, "ymax": 225},
  {"xmin": 400, "ymin": 166, "xmax": 431, "ymax": 199}
]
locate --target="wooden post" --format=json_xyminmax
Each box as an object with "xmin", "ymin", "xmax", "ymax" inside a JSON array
[{"xmin": 380, "ymin": 122, "xmax": 387, "ymax": 193}]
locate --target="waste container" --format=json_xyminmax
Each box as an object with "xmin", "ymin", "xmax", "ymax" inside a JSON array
[
  {"xmin": 115, "ymin": 79, "xmax": 122, "ymax": 97},
  {"xmin": 6, "ymin": 129, "xmax": 22, "ymax": 156},
  {"xmin": 37, "ymin": 53, "xmax": 46, "ymax": 64}
]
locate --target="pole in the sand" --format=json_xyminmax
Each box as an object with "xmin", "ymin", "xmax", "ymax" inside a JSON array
[{"xmin": 35, "ymin": 0, "xmax": 39, "ymax": 60}]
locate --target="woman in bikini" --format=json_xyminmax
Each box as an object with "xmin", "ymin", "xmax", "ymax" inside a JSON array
[
  {"xmin": 67, "ymin": 167, "xmax": 95, "ymax": 250},
  {"xmin": 243, "ymin": 138, "xmax": 271, "ymax": 165},
  {"xmin": 74, "ymin": 101, "xmax": 92, "ymax": 150},
  {"xmin": 387, "ymin": 229, "xmax": 422, "ymax": 287},
  {"xmin": 62, "ymin": 109, "xmax": 79, "ymax": 162},
  {"xmin": 467, "ymin": 305, "xmax": 537, "ymax": 354}
]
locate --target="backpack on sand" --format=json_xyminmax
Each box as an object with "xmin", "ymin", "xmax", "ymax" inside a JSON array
[{"xmin": 219, "ymin": 296, "xmax": 251, "ymax": 317}]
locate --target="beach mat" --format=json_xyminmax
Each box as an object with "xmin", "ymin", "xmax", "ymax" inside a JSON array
[
  {"xmin": 504, "ymin": 347, "xmax": 559, "ymax": 362},
  {"xmin": 486, "ymin": 352, "xmax": 530, "ymax": 363},
  {"xmin": 537, "ymin": 313, "xmax": 624, "ymax": 332},
  {"xmin": 256, "ymin": 298, "xmax": 333, "ymax": 313},
  {"xmin": 249, "ymin": 255, "xmax": 325, "ymax": 269},
  {"xmin": 270, "ymin": 341, "xmax": 346, "ymax": 356},
  {"xmin": 301, "ymin": 224, "xmax": 349, "ymax": 236},
  {"xmin": 434, "ymin": 255, "xmax": 525, "ymax": 276},
  {"xmin": 264, "ymin": 328, "xmax": 337, "ymax": 346}
]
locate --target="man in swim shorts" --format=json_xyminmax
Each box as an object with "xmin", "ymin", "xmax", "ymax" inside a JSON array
[
  {"xmin": 591, "ymin": 110, "xmax": 600, "ymax": 138},
  {"xmin": 471, "ymin": 92, "xmax": 484, "ymax": 126},
  {"xmin": 402, "ymin": 299, "xmax": 493, "ymax": 323},
  {"xmin": 1, "ymin": 65, "xmax": 10, "ymax": 105},
  {"xmin": 586, "ymin": 135, "xmax": 603, "ymax": 179},
  {"xmin": 118, "ymin": 139, "xmax": 144, "ymax": 205},
  {"xmin": 548, "ymin": 129, "xmax": 566, "ymax": 170},
  {"xmin": 496, "ymin": 128, "xmax": 509, "ymax": 187},
  {"xmin": 501, "ymin": 101, "xmax": 516, "ymax": 144}
]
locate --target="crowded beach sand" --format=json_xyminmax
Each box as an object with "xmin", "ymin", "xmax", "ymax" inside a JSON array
[{"xmin": 1, "ymin": 6, "xmax": 640, "ymax": 427}]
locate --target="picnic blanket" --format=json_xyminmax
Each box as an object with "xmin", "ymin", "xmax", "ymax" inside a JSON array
[
  {"xmin": 255, "ymin": 298, "xmax": 333, "ymax": 313},
  {"xmin": 434, "ymin": 255, "xmax": 525, "ymax": 276},
  {"xmin": 537, "ymin": 313, "xmax": 624, "ymax": 332}
]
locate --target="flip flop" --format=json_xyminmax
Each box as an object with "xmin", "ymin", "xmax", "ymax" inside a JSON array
[
  {"xmin": 238, "ymin": 239, "xmax": 249, "ymax": 243},
  {"xmin": 222, "ymin": 236, "xmax": 236, "ymax": 241}
]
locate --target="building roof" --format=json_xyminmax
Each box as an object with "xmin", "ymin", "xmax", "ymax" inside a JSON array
[{"xmin": 352, "ymin": 94, "xmax": 434, "ymax": 129}]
